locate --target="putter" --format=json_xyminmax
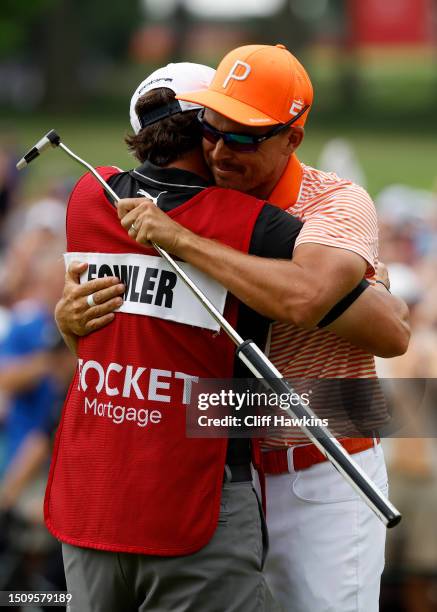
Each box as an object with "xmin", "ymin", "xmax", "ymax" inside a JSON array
[{"xmin": 17, "ymin": 130, "xmax": 401, "ymax": 528}]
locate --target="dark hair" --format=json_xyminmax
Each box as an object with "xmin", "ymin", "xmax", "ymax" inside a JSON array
[{"xmin": 125, "ymin": 88, "xmax": 202, "ymax": 165}]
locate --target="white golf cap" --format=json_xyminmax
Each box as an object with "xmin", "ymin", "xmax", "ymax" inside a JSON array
[{"xmin": 129, "ymin": 62, "xmax": 215, "ymax": 134}]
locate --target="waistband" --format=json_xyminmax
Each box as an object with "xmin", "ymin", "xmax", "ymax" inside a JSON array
[{"xmin": 261, "ymin": 437, "xmax": 380, "ymax": 475}]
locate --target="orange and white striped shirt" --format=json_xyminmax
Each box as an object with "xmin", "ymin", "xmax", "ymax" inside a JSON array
[{"xmin": 263, "ymin": 154, "xmax": 379, "ymax": 448}]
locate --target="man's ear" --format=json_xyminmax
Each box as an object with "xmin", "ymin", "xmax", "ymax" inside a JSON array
[{"xmin": 285, "ymin": 127, "xmax": 304, "ymax": 153}]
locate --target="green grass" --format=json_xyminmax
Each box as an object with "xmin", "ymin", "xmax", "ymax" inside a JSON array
[
  {"xmin": 4, "ymin": 116, "xmax": 132, "ymax": 198},
  {"xmin": 299, "ymin": 128, "xmax": 437, "ymax": 196},
  {"xmin": 3, "ymin": 113, "xmax": 437, "ymax": 200}
]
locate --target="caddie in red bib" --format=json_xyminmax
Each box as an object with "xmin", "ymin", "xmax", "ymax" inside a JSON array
[{"xmin": 45, "ymin": 166, "xmax": 265, "ymax": 555}]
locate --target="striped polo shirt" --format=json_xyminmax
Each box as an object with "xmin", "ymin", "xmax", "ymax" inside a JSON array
[{"xmin": 264, "ymin": 154, "xmax": 379, "ymax": 448}]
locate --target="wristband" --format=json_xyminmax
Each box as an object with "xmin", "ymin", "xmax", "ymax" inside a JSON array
[{"xmin": 317, "ymin": 279, "xmax": 370, "ymax": 328}]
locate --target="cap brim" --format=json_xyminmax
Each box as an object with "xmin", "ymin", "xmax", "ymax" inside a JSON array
[{"xmin": 176, "ymin": 89, "xmax": 280, "ymax": 126}]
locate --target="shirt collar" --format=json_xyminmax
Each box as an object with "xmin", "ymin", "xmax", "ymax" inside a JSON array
[
  {"xmin": 131, "ymin": 160, "xmax": 212, "ymax": 190},
  {"xmin": 268, "ymin": 153, "xmax": 303, "ymax": 210}
]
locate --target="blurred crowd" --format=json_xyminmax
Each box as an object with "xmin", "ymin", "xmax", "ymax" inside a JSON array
[
  {"xmin": 0, "ymin": 141, "xmax": 75, "ymax": 607},
  {"xmin": 0, "ymin": 137, "xmax": 435, "ymax": 610},
  {"xmin": 376, "ymin": 185, "xmax": 437, "ymax": 612},
  {"xmin": 319, "ymin": 140, "xmax": 437, "ymax": 612}
]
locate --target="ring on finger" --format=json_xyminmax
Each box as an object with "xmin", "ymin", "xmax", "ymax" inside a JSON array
[
  {"xmin": 130, "ymin": 222, "xmax": 138, "ymax": 233},
  {"xmin": 86, "ymin": 293, "xmax": 97, "ymax": 308}
]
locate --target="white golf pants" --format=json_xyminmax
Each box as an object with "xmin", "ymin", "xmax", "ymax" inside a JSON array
[{"xmin": 263, "ymin": 443, "xmax": 388, "ymax": 612}]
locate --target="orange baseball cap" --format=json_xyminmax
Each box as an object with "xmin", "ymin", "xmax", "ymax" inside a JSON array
[{"xmin": 176, "ymin": 44, "xmax": 313, "ymax": 127}]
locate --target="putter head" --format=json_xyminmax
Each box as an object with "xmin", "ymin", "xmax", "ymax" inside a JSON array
[{"xmin": 16, "ymin": 129, "xmax": 61, "ymax": 170}]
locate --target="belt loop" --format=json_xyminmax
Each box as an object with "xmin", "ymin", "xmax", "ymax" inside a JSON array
[{"xmin": 287, "ymin": 447, "xmax": 296, "ymax": 473}]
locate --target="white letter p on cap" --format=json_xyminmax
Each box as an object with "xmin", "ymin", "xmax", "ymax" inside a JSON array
[{"xmin": 223, "ymin": 61, "xmax": 251, "ymax": 89}]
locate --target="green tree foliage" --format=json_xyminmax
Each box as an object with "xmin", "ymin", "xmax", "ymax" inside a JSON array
[
  {"xmin": 0, "ymin": 0, "xmax": 55, "ymax": 58},
  {"xmin": 1, "ymin": 0, "xmax": 142, "ymax": 60},
  {"xmin": 1, "ymin": 0, "xmax": 143, "ymax": 108}
]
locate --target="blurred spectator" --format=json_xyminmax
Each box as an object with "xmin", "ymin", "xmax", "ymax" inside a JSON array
[
  {"xmin": 23, "ymin": 197, "xmax": 66, "ymax": 236},
  {"xmin": 377, "ymin": 184, "xmax": 437, "ymax": 265},
  {"xmin": 0, "ymin": 241, "xmax": 68, "ymax": 476},
  {"xmin": 317, "ymin": 137, "xmax": 367, "ymax": 187},
  {"xmin": 376, "ymin": 185, "xmax": 435, "ymax": 228},
  {"xmin": 0, "ymin": 239, "xmax": 75, "ymax": 602},
  {"xmin": 0, "ymin": 194, "xmax": 66, "ymax": 307}
]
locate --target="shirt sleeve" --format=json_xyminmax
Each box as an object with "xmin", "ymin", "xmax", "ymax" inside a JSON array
[
  {"xmin": 249, "ymin": 203, "xmax": 303, "ymax": 258},
  {"xmin": 294, "ymin": 184, "xmax": 378, "ymax": 278}
]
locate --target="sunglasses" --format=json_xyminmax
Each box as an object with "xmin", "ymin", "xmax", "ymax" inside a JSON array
[{"xmin": 197, "ymin": 105, "xmax": 309, "ymax": 153}]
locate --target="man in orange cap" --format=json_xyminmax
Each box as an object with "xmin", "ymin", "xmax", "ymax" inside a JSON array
[{"xmin": 113, "ymin": 45, "xmax": 407, "ymax": 612}]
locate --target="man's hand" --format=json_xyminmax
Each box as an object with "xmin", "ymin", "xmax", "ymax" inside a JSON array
[
  {"xmin": 118, "ymin": 198, "xmax": 191, "ymax": 254},
  {"xmin": 55, "ymin": 262, "xmax": 125, "ymax": 353}
]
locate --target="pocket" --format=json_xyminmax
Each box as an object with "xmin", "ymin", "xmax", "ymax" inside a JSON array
[
  {"xmin": 292, "ymin": 446, "xmax": 388, "ymax": 504},
  {"xmin": 217, "ymin": 481, "xmax": 252, "ymax": 524},
  {"xmin": 217, "ymin": 483, "xmax": 231, "ymax": 524},
  {"xmin": 218, "ymin": 483, "xmax": 265, "ymax": 570},
  {"xmin": 252, "ymin": 486, "xmax": 269, "ymax": 570}
]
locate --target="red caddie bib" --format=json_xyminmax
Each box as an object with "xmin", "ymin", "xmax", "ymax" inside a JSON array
[{"xmin": 44, "ymin": 167, "xmax": 265, "ymax": 555}]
